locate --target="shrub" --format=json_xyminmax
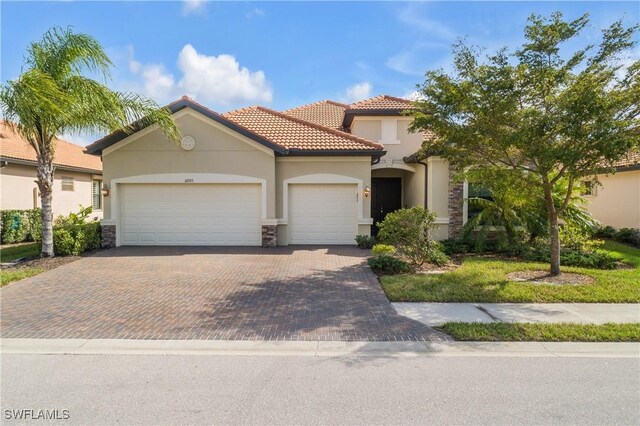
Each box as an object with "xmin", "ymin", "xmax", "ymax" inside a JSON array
[
  {"xmin": 594, "ymin": 225, "xmax": 617, "ymax": 239},
  {"xmin": 441, "ymin": 238, "xmax": 470, "ymax": 255},
  {"xmin": 368, "ymin": 254, "xmax": 412, "ymax": 275},
  {"xmin": 377, "ymin": 206, "xmax": 441, "ymax": 267},
  {"xmin": 53, "ymin": 222, "xmax": 101, "ymax": 256},
  {"xmin": 521, "ymin": 238, "xmax": 617, "ymax": 269},
  {"xmin": 426, "ymin": 242, "xmax": 450, "ymax": 266},
  {"xmin": 1, "ymin": 210, "xmax": 29, "ymax": 243},
  {"xmin": 26, "ymin": 208, "xmax": 42, "ymax": 242},
  {"xmin": 559, "ymin": 223, "xmax": 603, "ymax": 252},
  {"xmin": 560, "ymin": 249, "xmax": 618, "ymax": 270},
  {"xmin": 372, "ymin": 244, "xmax": 396, "ymax": 256},
  {"xmin": 354, "ymin": 234, "xmax": 375, "ymax": 249},
  {"xmin": 54, "ymin": 205, "xmax": 93, "ymax": 227},
  {"xmin": 615, "ymin": 228, "xmax": 640, "ymax": 248},
  {"xmin": 0, "ymin": 208, "xmax": 42, "ymax": 244}
]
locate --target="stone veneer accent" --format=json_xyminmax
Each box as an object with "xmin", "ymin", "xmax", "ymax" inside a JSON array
[
  {"xmin": 101, "ymin": 224, "xmax": 116, "ymax": 248},
  {"xmin": 448, "ymin": 169, "xmax": 464, "ymax": 239},
  {"xmin": 261, "ymin": 225, "xmax": 277, "ymax": 247}
]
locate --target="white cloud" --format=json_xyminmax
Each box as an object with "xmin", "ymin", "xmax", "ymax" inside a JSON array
[
  {"xmin": 386, "ymin": 42, "xmax": 449, "ymax": 76},
  {"xmin": 182, "ymin": 0, "xmax": 206, "ymax": 16},
  {"xmin": 342, "ymin": 82, "xmax": 372, "ymax": 103},
  {"xmin": 246, "ymin": 8, "xmax": 265, "ymax": 19},
  {"xmin": 403, "ymin": 90, "xmax": 425, "ymax": 101},
  {"xmin": 177, "ymin": 44, "xmax": 272, "ymax": 105},
  {"xmin": 397, "ymin": 3, "xmax": 457, "ymax": 41},
  {"xmin": 120, "ymin": 44, "xmax": 272, "ymax": 108}
]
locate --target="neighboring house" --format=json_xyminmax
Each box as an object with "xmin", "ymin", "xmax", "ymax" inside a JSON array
[
  {"xmin": 0, "ymin": 121, "xmax": 103, "ymax": 219},
  {"xmin": 85, "ymin": 95, "xmax": 463, "ymax": 247},
  {"xmin": 584, "ymin": 151, "xmax": 640, "ymax": 229}
]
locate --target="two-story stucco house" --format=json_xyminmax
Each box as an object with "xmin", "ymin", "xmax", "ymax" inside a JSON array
[{"xmin": 86, "ymin": 95, "xmax": 464, "ymax": 247}]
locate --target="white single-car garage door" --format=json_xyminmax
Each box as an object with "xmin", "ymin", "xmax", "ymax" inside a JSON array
[
  {"xmin": 288, "ymin": 184, "xmax": 358, "ymax": 244},
  {"xmin": 120, "ymin": 183, "xmax": 261, "ymax": 246}
]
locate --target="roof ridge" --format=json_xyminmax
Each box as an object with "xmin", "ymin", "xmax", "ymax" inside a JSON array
[
  {"xmin": 282, "ymin": 99, "xmax": 348, "ymax": 113},
  {"xmin": 222, "ymin": 105, "xmax": 261, "ymax": 117},
  {"xmin": 349, "ymin": 94, "xmax": 414, "ymax": 108},
  {"xmin": 254, "ymin": 106, "xmax": 383, "ymax": 150}
]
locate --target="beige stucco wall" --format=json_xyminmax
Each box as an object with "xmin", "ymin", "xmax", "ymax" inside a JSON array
[
  {"xmin": 101, "ymin": 110, "xmax": 276, "ymax": 221},
  {"xmin": 351, "ymin": 117, "xmax": 422, "ymax": 161},
  {"xmin": 275, "ymin": 157, "xmax": 373, "ymax": 245},
  {"xmin": 0, "ymin": 163, "xmax": 102, "ymax": 219},
  {"xmin": 585, "ymin": 170, "xmax": 640, "ymax": 229}
]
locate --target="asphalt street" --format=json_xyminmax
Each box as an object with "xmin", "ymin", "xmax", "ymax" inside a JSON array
[{"xmin": 1, "ymin": 353, "xmax": 639, "ymax": 425}]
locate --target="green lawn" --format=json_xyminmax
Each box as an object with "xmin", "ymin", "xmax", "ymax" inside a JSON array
[
  {"xmin": 1, "ymin": 267, "xmax": 44, "ymax": 287},
  {"xmin": 0, "ymin": 242, "xmax": 40, "ymax": 263},
  {"xmin": 439, "ymin": 322, "xmax": 640, "ymax": 342},
  {"xmin": 381, "ymin": 241, "xmax": 640, "ymax": 303},
  {"xmin": 0, "ymin": 242, "xmax": 42, "ymax": 287}
]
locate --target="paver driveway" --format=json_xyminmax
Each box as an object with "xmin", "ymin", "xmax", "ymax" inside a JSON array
[{"xmin": 0, "ymin": 246, "xmax": 449, "ymax": 341}]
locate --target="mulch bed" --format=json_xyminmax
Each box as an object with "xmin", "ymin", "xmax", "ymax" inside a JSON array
[
  {"xmin": 15, "ymin": 256, "xmax": 82, "ymax": 271},
  {"xmin": 506, "ymin": 270, "xmax": 595, "ymax": 285},
  {"xmin": 1, "ymin": 255, "xmax": 81, "ymax": 271}
]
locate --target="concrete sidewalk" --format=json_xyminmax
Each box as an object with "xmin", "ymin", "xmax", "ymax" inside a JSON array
[
  {"xmin": 393, "ymin": 303, "xmax": 640, "ymax": 326},
  {"xmin": 1, "ymin": 338, "xmax": 638, "ymax": 358}
]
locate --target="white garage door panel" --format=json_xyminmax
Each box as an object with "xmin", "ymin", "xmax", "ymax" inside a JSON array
[
  {"xmin": 120, "ymin": 184, "xmax": 261, "ymax": 246},
  {"xmin": 289, "ymin": 184, "xmax": 358, "ymax": 245}
]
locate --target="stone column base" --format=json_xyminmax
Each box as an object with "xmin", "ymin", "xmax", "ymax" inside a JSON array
[
  {"xmin": 101, "ymin": 224, "xmax": 116, "ymax": 248},
  {"xmin": 261, "ymin": 225, "xmax": 277, "ymax": 247},
  {"xmin": 448, "ymin": 169, "xmax": 464, "ymax": 239}
]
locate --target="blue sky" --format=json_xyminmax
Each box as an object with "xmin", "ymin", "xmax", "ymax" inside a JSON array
[{"xmin": 2, "ymin": 1, "xmax": 639, "ymax": 143}]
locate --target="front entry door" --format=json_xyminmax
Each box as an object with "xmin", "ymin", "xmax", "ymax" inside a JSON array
[{"xmin": 371, "ymin": 177, "xmax": 402, "ymax": 235}]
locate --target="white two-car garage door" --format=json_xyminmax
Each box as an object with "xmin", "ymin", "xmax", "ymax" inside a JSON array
[
  {"xmin": 288, "ymin": 184, "xmax": 358, "ymax": 245},
  {"xmin": 120, "ymin": 184, "xmax": 261, "ymax": 246}
]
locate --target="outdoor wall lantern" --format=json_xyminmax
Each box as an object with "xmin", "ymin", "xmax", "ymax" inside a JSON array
[
  {"xmin": 364, "ymin": 185, "xmax": 371, "ymax": 198},
  {"xmin": 101, "ymin": 184, "xmax": 110, "ymax": 197}
]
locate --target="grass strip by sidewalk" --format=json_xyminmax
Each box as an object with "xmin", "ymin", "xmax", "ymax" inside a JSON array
[
  {"xmin": 439, "ymin": 322, "xmax": 640, "ymax": 342},
  {"xmin": 1, "ymin": 268, "xmax": 44, "ymax": 287}
]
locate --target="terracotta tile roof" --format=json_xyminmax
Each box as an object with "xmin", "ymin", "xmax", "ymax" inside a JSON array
[
  {"xmin": 611, "ymin": 149, "xmax": 640, "ymax": 169},
  {"xmin": 0, "ymin": 121, "xmax": 102, "ymax": 172},
  {"xmin": 348, "ymin": 95, "xmax": 416, "ymax": 111},
  {"xmin": 282, "ymin": 100, "xmax": 348, "ymax": 130},
  {"xmin": 223, "ymin": 106, "xmax": 383, "ymax": 152}
]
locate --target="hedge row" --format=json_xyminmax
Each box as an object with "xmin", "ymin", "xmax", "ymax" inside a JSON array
[
  {"xmin": 0, "ymin": 209, "xmax": 42, "ymax": 244},
  {"xmin": 2, "ymin": 208, "xmax": 101, "ymax": 257}
]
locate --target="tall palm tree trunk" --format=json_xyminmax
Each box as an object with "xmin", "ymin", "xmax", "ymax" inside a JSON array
[{"xmin": 36, "ymin": 152, "xmax": 55, "ymax": 257}]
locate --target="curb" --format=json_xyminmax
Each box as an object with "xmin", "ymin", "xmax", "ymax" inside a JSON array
[{"xmin": 1, "ymin": 338, "xmax": 638, "ymax": 358}]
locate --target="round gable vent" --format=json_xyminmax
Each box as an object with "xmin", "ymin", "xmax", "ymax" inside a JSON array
[{"xmin": 180, "ymin": 136, "xmax": 196, "ymax": 151}]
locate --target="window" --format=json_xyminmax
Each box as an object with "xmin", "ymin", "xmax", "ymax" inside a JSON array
[
  {"xmin": 467, "ymin": 184, "xmax": 493, "ymax": 220},
  {"xmin": 379, "ymin": 119, "xmax": 401, "ymax": 145},
  {"xmin": 61, "ymin": 176, "xmax": 74, "ymax": 191},
  {"xmin": 582, "ymin": 180, "xmax": 597, "ymax": 196},
  {"xmin": 92, "ymin": 179, "xmax": 102, "ymax": 210}
]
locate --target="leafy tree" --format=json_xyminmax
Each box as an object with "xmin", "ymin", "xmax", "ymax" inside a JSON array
[
  {"xmin": 1, "ymin": 27, "xmax": 180, "ymax": 257},
  {"xmin": 410, "ymin": 12, "xmax": 640, "ymax": 275}
]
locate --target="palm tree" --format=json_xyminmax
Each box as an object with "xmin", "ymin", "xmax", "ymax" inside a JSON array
[{"xmin": 1, "ymin": 27, "xmax": 180, "ymax": 257}]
